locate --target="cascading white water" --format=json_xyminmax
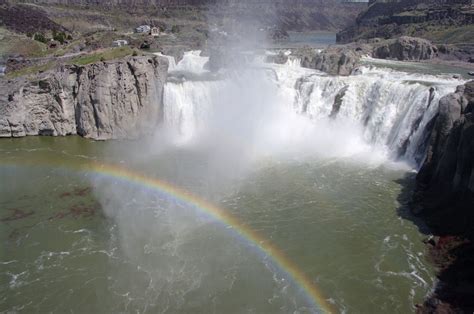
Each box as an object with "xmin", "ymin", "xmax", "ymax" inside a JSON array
[{"xmin": 161, "ymin": 51, "xmax": 463, "ymax": 167}]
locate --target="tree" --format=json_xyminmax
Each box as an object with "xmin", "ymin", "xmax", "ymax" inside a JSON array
[
  {"xmin": 34, "ymin": 33, "xmax": 47, "ymax": 43},
  {"xmin": 53, "ymin": 31, "xmax": 66, "ymax": 44}
]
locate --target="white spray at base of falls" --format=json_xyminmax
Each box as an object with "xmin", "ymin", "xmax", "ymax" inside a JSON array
[{"xmin": 161, "ymin": 51, "xmax": 463, "ymax": 168}]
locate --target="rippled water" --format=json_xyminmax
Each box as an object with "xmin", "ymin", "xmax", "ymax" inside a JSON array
[{"xmin": 1, "ymin": 136, "xmax": 434, "ymax": 313}]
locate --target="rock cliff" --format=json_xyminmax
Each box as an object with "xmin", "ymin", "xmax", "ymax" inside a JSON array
[
  {"xmin": 413, "ymin": 80, "xmax": 474, "ymax": 312},
  {"xmin": 337, "ymin": 0, "xmax": 474, "ymax": 51},
  {"xmin": 372, "ymin": 36, "xmax": 438, "ymax": 61},
  {"xmin": 415, "ymin": 80, "xmax": 474, "ymax": 231},
  {"xmin": 296, "ymin": 46, "xmax": 362, "ymax": 76},
  {"xmin": 0, "ymin": 55, "xmax": 168, "ymax": 140}
]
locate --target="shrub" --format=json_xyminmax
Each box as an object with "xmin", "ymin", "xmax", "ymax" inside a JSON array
[
  {"xmin": 33, "ymin": 33, "xmax": 47, "ymax": 43},
  {"xmin": 53, "ymin": 31, "xmax": 66, "ymax": 44}
]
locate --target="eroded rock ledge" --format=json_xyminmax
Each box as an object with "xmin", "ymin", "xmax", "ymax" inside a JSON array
[
  {"xmin": 267, "ymin": 36, "xmax": 439, "ymax": 76},
  {"xmin": 0, "ymin": 55, "xmax": 168, "ymax": 140}
]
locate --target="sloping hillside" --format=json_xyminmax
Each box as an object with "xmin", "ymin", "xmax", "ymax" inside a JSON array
[
  {"xmin": 337, "ymin": 0, "xmax": 474, "ymax": 44},
  {"xmin": 7, "ymin": 0, "xmax": 367, "ymax": 32}
]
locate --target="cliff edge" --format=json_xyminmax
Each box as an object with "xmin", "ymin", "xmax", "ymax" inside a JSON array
[
  {"xmin": 413, "ymin": 80, "xmax": 474, "ymax": 312},
  {"xmin": 0, "ymin": 55, "xmax": 168, "ymax": 140}
]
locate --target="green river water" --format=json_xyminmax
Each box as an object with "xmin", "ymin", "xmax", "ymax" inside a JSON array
[{"xmin": 1, "ymin": 136, "xmax": 434, "ymax": 313}]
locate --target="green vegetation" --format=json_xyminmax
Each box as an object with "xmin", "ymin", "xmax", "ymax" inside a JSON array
[
  {"xmin": 0, "ymin": 28, "xmax": 47, "ymax": 58},
  {"xmin": 6, "ymin": 62, "xmax": 55, "ymax": 79},
  {"xmin": 34, "ymin": 33, "xmax": 47, "ymax": 43},
  {"xmin": 52, "ymin": 30, "xmax": 67, "ymax": 44},
  {"xmin": 428, "ymin": 25, "xmax": 474, "ymax": 44},
  {"xmin": 69, "ymin": 46, "xmax": 134, "ymax": 65}
]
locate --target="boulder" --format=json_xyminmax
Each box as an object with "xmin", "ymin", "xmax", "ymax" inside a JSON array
[
  {"xmin": 294, "ymin": 46, "xmax": 361, "ymax": 76},
  {"xmin": 372, "ymin": 36, "xmax": 437, "ymax": 61}
]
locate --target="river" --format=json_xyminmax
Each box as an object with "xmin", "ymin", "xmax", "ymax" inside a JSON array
[{"xmin": 0, "ymin": 44, "xmax": 467, "ymax": 313}]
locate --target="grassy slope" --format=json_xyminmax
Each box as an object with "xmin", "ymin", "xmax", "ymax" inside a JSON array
[
  {"xmin": 427, "ymin": 25, "xmax": 474, "ymax": 45},
  {"xmin": 68, "ymin": 46, "xmax": 134, "ymax": 65},
  {"xmin": 5, "ymin": 62, "xmax": 55, "ymax": 78},
  {"xmin": 0, "ymin": 27, "xmax": 48, "ymax": 58}
]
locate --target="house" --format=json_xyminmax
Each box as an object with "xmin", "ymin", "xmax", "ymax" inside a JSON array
[
  {"xmin": 150, "ymin": 27, "xmax": 160, "ymax": 37},
  {"xmin": 112, "ymin": 39, "xmax": 129, "ymax": 47},
  {"xmin": 135, "ymin": 25, "xmax": 151, "ymax": 33}
]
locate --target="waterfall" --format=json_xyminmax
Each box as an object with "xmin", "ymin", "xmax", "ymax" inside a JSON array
[{"xmin": 161, "ymin": 51, "xmax": 462, "ymax": 167}]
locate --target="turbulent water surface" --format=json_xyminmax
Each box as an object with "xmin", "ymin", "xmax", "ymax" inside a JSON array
[{"xmin": 0, "ymin": 50, "xmax": 466, "ymax": 313}]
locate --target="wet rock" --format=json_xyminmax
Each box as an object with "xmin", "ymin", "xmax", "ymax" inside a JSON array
[
  {"xmin": 414, "ymin": 81, "xmax": 474, "ymax": 312},
  {"xmin": 265, "ymin": 52, "xmax": 289, "ymax": 65},
  {"xmin": 417, "ymin": 83, "xmax": 470, "ymax": 198},
  {"xmin": 206, "ymin": 47, "xmax": 253, "ymax": 72},
  {"xmin": 330, "ymin": 85, "xmax": 349, "ymax": 118}
]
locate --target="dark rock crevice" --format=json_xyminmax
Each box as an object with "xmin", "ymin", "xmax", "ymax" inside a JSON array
[{"xmin": 126, "ymin": 60, "xmax": 144, "ymax": 108}]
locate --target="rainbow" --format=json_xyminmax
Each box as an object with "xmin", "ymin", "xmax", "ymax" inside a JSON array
[{"xmin": 1, "ymin": 160, "xmax": 335, "ymax": 313}]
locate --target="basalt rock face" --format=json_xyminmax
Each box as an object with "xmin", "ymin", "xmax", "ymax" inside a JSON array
[
  {"xmin": 294, "ymin": 46, "xmax": 362, "ymax": 76},
  {"xmin": 0, "ymin": 56, "xmax": 168, "ymax": 140},
  {"xmin": 372, "ymin": 36, "xmax": 437, "ymax": 61},
  {"xmin": 415, "ymin": 81, "xmax": 474, "ymax": 232},
  {"xmin": 414, "ymin": 80, "xmax": 474, "ymax": 313}
]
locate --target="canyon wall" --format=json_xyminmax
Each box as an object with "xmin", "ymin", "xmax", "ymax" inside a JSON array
[
  {"xmin": 337, "ymin": 0, "xmax": 474, "ymax": 45},
  {"xmin": 0, "ymin": 55, "xmax": 168, "ymax": 140},
  {"xmin": 412, "ymin": 80, "xmax": 474, "ymax": 312},
  {"xmin": 7, "ymin": 0, "xmax": 366, "ymax": 32},
  {"xmin": 415, "ymin": 80, "xmax": 474, "ymax": 235}
]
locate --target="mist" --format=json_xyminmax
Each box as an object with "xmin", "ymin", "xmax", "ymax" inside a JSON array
[
  {"xmin": 87, "ymin": 1, "xmax": 452, "ymax": 311},
  {"xmin": 89, "ymin": 4, "xmax": 331, "ymax": 312}
]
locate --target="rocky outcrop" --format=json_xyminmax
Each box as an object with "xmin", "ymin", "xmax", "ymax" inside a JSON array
[
  {"xmin": 413, "ymin": 80, "xmax": 474, "ymax": 312},
  {"xmin": 372, "ymin": 36, "xmax": 437, "ymax": 61},
  {"xmin": 294, "ymin": 46, "xmax": 362, "ymax": 76},
  {"xmin": 0, "ymin": 55, "xmax": 168, "ymax": 140},
  {"xmin": 264, "ymin": 36, "xmax": 439, "ymax": 76},
  {"xmin": 415, "ymin": 81, "xmax": 474, "ymax": 228}
]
